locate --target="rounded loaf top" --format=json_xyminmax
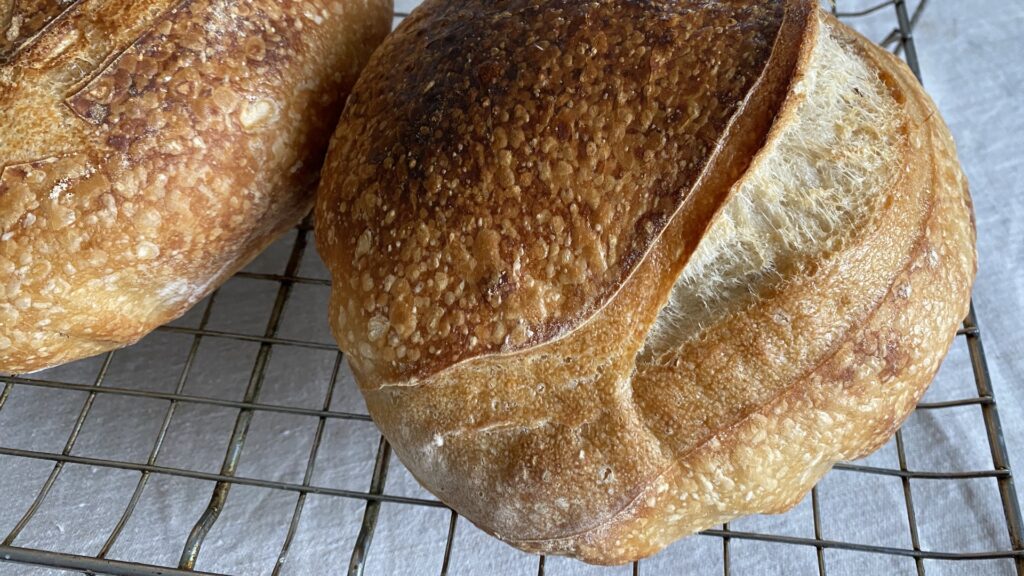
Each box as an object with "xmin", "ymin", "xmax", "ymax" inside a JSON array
[{"xmin": 317, "ymin": 0, "xmax": 793, "ymax": 382}]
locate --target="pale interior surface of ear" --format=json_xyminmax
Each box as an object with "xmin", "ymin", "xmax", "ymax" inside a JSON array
[{"xmin": 643, "ymin": 19, "xmax": 902, "ymax": 358}]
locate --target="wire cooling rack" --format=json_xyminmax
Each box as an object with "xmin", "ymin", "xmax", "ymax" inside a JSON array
[{"xmin": 1, "ymin": 1, "xmax": 1022, "ymax": 575}]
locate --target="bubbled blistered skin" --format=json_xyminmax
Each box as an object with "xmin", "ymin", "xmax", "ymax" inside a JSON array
[
  {"xmin": 317, "ymin": 0, "xmax": 977, "ymax": 565},
  {"xmin": 0, "ymin": 0, "xmax": 393, "ymax": 372},
  {"xmin": 317, "ymin": 0, "xmax": 791, "ymax": 379}
]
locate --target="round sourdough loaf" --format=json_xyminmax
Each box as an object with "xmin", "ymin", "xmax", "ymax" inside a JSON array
[
  {"xmin": 0, "ymin": 0, "xmax": 393, "ymax": 373},
  {"xmin": 316, "ymin": 0, "xmax": 976, "ymax": 563}
]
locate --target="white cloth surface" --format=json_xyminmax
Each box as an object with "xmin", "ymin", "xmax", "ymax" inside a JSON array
[{"xmin": 1, "ymin": 1, "xmax": 1022, "ymax": 574}]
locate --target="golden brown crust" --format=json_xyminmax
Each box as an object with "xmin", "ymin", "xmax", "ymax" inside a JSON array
[
  {"xmin": 317, "ymin": 0, "xmax": 801, "ymax": 382},
  {"xmin": 542, "ymin": 33, "xmax": 973, "ymax": 563},
  {"xmin": 318, "ymin": 1, "xmax": 976, "ymax": 566},
  {"xmin": 504, "ymin": 19, "xmax": 975, "ymax": 562},
  {"xmin": 0, "ymin": 0, "xmax": 71, "ymax": 61},
  {"xmin": 0, "ymin": 0, "xmax": 393, "ymax": 373},
  {"xmin": 351, "ymin": 0, "xmax": 817, "ymax": 547}
]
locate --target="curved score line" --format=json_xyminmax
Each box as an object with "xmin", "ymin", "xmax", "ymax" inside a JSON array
[
  {"xmin": 64, "ymin": 0, "xmax": 192, "ymax": 126},
  {"xmin": 0, "ymin": 0, "xmax": 85, "ymax": 63}
]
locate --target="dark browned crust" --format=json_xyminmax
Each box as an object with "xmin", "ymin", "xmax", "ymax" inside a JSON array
[
  {"xmin": 317, "ymin": 0, "xmax": 805, "ymax": 382},
  {"xmin": 352, "ymin": 0, "xmax": 818, "ymax": 548},
  {"xmin": 0, "ymin": 0, "xmax": 76, "ymax": 62}
]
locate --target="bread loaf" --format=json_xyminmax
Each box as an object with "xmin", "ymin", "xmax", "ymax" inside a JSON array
[
  {"xmin": 0, "ymin": 0, "xmax": 393, "ymax": 373},
  {"xmin": 316, "ymin": 0, "xmax": 976, "ymax": 564}
]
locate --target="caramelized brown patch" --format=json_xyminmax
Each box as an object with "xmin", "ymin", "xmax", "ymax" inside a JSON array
[
  {"xmin": 0, "ymin": 0, "xmax": 78, "ymax": 62},
  {"xmin": 65, "ymin": 0, "xmax": 300, "ymax": 148},
  {"xmin": 63, "ymin": 0, "xmax": 189, "ymax": 125},
  {"xmin": 1, "ymin": 0, "xmax": 395, "ymax": 373},
  {"xmin": 0, "ymin": 154, "xmax": 94, "ymax": 233},
  {"xmin": 320, "ymin": 0, "xmax": 790, "ymax": 379}
]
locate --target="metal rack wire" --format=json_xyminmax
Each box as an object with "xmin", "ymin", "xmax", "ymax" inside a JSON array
[{"xmin": 1, "ymin": 1, "xmax": 1021, "ymax": 574}]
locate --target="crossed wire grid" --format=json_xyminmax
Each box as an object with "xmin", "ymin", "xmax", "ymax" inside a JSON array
[{"xmin": 0, "ymin": 1, "xmax": 1022, "ymax": 575}]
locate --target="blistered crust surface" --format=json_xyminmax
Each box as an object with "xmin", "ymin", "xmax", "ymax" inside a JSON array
[
  {"xmin": 0, "ymin": 0, "xmax": 74, "ymax": 62},
  {"xmin": 346, "ymin": 8, "xmax": 975, "ymax": 565},
  {"xmin": 535, "ymin": 29, "xmax": 977, "ymax": 561},
  {"xmin": 354, "ymin": 0, "xmax": 811, "ymax": 545},
  {"xmin": 317, "ymin": 0, "xmax": 787, "ymax": 381},
  {"xmin": 0, "ymin": 0, "xmax": 393, "ymax": 372}
]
